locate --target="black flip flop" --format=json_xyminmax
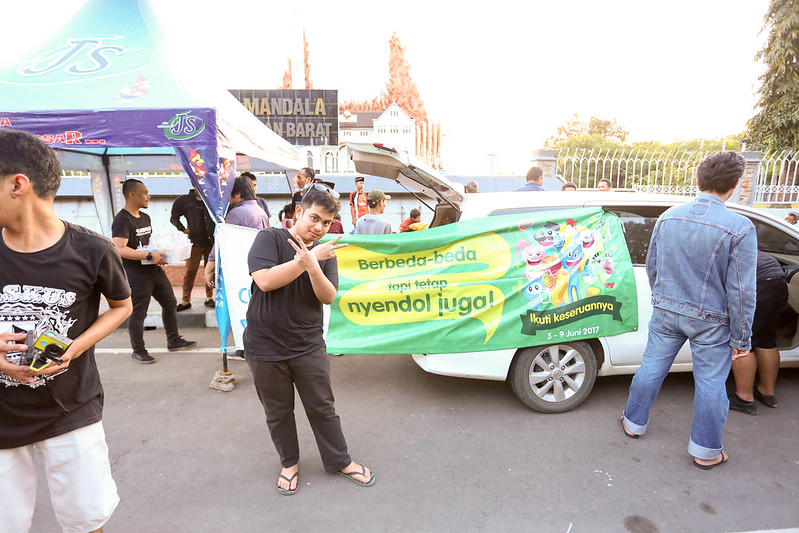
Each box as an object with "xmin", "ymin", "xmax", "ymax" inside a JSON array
[
  {"xmin": 693, "ymin": 452, "xmax": 728, "ymax": 470},
  {"xmin": 338, "ymin": 465, "xmax": 376, "ymax": 487},
  {"xmin": 277, "ymin": 471, "xmax": 299, "ymax": 495},
  {"xmin": 620, "ymin": 416, "xmax": 639, "ymax": 439}
]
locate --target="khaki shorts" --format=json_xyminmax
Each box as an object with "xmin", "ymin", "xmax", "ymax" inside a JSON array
[{"xmin": 0, "ymin": 421, "xmax": 119, "ymax": 533}]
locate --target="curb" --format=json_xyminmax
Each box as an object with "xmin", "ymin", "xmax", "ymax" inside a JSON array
[{"xmin": 119, "ymin": 308, "xmax": 218, "ymax": 329}]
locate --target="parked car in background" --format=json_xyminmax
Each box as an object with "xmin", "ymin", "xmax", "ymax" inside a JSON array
[{"xmin": 346, "ymin": 143, "xmax": 799, "ymax": 413}]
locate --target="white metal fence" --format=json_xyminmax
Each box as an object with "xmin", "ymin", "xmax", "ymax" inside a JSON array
[
  {"xmin": 557, "ymin": 148, "xmax": 799, "ymax": 204},
  {"xmin": 556, "ymin": 148, "xmax": 704, "ymax": 196},
  {"xmin": 751, "ymin": 150, "xmax": 799, "ymax": 205}
]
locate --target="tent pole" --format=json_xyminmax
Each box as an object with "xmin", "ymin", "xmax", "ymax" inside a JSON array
[{"xmin": 101, "ymin": 149, "xmax": 116, "ymax": 213}]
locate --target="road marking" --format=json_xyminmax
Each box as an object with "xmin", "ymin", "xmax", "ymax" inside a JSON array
[{"xmin": 95, "ymin": 348, "xmax": 227, "ymax": 354}]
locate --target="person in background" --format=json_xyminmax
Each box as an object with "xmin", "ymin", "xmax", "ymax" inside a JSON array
[
  {"xmin": 279, "ymin": 203, "xmax": 295, "ymax": 229},
  {"xmin": 354, "ymin": 190, "xmax": 392, "ymax": 234},
  {"xmin": 620, "ymin": 151, "xmax": 756, "ymax": 470},
  {"xmin": 0, "ymin": 129, "xmax": 132, "ymax": 533},
  {"xmin": 223, "ymin": 177, "xmax": 270, "ymax": 230},
  {"xmin": 292, "ymin": 167, "xmax": 314, "ymax": 207},
  {"xmin": 170, "ymin": 188, "xmax": 215, "ymax": 312},
  {"xmin": 465, "ymin": 180, "xmax": 479, "ymax": 193},
  {"xmin": 245, "ymin": 186, "xmax": 375, "ymax": 495},
  {"xmin": 728, "ymin": 249, "xmax": 789, "ymax": 414},
  {"xmin": 112, "ymin": 179, "xmax": 197, "ymax": 364},
  {"xmin": 562, "ymin": 182, "xmax": 578, "ymax": 191},
  {"xmin": 784, "ymin": 211, "xmax": 798, "ymax": 225},
  {"xmin": 328, "ymin": 212, "xmax": 344, "ymax": 234},
  {"xmin": 517, "ymin": 167, "xmax": 545, "ymax": 191},
  {"xmin": 598, "ymin": 178, "xmax": 612, "ymax": 192},
  {"xmin": 349, "ymin": 176, "xmax": 368, "ymax": 227},
  {"xmin": 205, "ymin": 176, "xmax": 270, "ymax": 288},
  {"xmin": 241, "ymin": 171, "xmax": 271, "ymax": 218},
  {"xmin": 399, "ymin": 208, "xmax": 422, "ymax": 233}
]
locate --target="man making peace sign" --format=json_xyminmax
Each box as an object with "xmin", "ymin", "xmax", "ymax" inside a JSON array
[{"xmin": 244, "ymin": 185, "xmax": 376, "ymax": 495}]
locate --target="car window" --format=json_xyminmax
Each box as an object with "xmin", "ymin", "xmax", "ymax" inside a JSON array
[
  {"xmin": 748, "ymin": 218, "xmax": 799, "ymax": 266},
  {"xmin": 608, "ymin": 208, "xmax": 668, "ymax": 265}
]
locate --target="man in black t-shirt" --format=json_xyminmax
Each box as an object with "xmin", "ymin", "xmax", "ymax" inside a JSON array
[
  {"xmin": 0, "ymin": 129, "xmax": 133, "ymax": 532},
  {"xmin": 246, "ymin": 186, "xmax": 376, "ymax": 495},
  {"xmin": 112, "ymin": 179, "xmax": 197, "ymax": 364}
]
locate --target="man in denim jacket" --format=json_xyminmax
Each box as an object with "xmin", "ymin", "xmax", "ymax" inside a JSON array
[{"xmin": 621, "ymin": 151, "xmax": 756, "ymax": 470}]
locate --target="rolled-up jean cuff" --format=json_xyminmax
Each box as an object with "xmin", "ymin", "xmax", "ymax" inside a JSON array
[
  {"xmin": 688, "ymin": 439, "xmax": 723, "ymax": 461},
  {"xmin": 622, "ymin": 410, "xmax": 647, "ymax": 436}
]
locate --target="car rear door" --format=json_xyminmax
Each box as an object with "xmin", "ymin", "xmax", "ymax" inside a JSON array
[{"xmin": 600, "ymin": 206, "xmax": 695, "ymax": 367}]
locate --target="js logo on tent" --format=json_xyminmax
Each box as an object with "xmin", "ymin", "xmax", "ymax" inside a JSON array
[
  {"xmin": 11, "ymin": 38, "xmax": 148, "ymax": 85},
  {"xmin": 158, "ymin": 112, "xmax": 205, "ymax": 140}
]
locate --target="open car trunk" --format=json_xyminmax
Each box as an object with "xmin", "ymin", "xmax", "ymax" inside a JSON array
[{"xmin": 347, "ymin": 142, "xmax": 463, "ymax": 226}]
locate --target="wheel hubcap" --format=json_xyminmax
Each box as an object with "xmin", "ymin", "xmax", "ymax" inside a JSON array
[{"xmin": 527, "ymin": 345, "xmax": 586, "ymax": 403}]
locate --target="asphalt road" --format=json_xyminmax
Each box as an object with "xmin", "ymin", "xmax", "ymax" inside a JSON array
[{"xmin": 29, "ymin": 327, "xmax": 799, "ymax": 533}]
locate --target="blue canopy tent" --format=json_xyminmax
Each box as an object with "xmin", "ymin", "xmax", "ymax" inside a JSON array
[
  {"xmin": 0, "ymin": 0, "xmax": 300, "ymax": 227},
  {"xmin": 0, "ymin": 0, "xmax": 301, "ymax": 375}
]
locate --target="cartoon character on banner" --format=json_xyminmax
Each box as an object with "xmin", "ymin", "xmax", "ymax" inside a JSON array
[
  {"xmin": 517, "ymin": 220, "xmax": 559, "ymax": 306},
  {"xmin": 523, "ymin": 275, "xmax": 552, "ymax": 310},
  {"xmin": 558, "ymin": 243, "xmax": 586, "ymax": 303},
  {"xmin": 519, "ymin": 220, "xmax": 564, "ymax": 278},
  {"xmin": 188, "ymin": 148, "xmax": 207, "ymax": 182},
  {"xmin": 218, "ymin": 158, "xmax": 232, "ymax": 185},
  {"xmin": 585, "ymin": 252, "xmax": 615, "ymax": 289},
  {"xmin": 517, "ymin": 217, "xmax": 618, "ymax": 307},
  {"xmin": 516, "ymin": 239, "xmax": 546, "ymax": 280}
]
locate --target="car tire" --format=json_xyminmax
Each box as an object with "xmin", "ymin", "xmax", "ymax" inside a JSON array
[{"xmin": 508, "ymin": 341, "xmax": 597, "ymax": 413}]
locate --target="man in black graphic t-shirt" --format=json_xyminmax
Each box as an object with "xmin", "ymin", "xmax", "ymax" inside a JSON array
[
  {"xmin": 112, "ymin": 179, "xmax": 197, "ymax": 363},
  {"xmin": 246, "ymin": 186, "xmax": 375, "ymax": 496},
  {"xmin": 0, "ymin": 129, "xmax": 133, "ymax": 532}
]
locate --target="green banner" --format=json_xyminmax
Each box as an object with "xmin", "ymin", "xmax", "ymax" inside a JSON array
[{"xmin": 326, "ymin": 207, "xmax": 638, "ymax": 354}]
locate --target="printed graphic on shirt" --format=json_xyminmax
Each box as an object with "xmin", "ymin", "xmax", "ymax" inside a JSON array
[{"xmin": 0, "ymin": 284, "xmax": 76, "ymax": 388}]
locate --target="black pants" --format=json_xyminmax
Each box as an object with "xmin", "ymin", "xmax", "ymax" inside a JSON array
[
  {"xmin": 752, "ymin": 277, "xmax": 789, "ymax": 349},
  {"xmin": 247, "ymin": 349, "xmax": 351, "ymax": 472},
  {"xmin": 126, "ymin": 266, "xmax": 180, "ymax": 353}
]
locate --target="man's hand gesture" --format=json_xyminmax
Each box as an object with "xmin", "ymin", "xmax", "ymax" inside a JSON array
[
  {"xmin": 312, "ymin": 235, "xmax": 348, "ymax": 261},
  {"xmin": 289, "ymin": 235, "xmax": 348, "ymax": 272}
]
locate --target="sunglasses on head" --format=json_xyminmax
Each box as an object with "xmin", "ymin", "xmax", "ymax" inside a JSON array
[{"xmin": 311, "ymin": 182, "xmax": 340, "ymax": 198}]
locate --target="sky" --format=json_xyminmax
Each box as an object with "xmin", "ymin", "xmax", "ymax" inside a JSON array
[{"xmin": 0, "ymin": 0, "xmax": 770, "ymax": 175}]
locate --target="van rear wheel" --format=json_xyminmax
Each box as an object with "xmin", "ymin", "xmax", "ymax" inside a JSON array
[{"xmin": 509, "ymin": 342, "xmax": 597, "ymax": 413}]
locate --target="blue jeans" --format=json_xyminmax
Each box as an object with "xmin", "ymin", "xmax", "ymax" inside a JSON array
[{"xmin": 623, "ymin": 308, "xmax": 732, "ymax": 460}]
